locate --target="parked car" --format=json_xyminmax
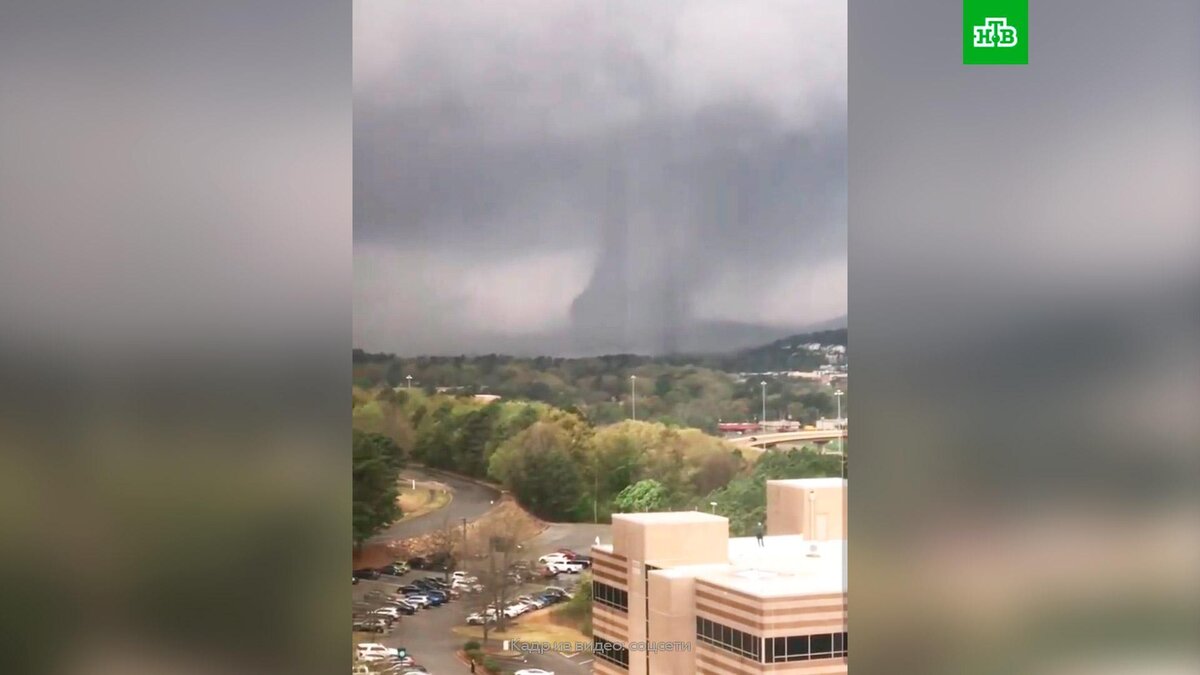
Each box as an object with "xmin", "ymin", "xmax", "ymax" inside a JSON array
[
  {"xmin": 377, "ymin": 562, "xmax": 408, "ymax": 576},
  {"xmin": 407, "ymin": 556, "xmax": 428, "ymax": 569},
  {"xmin": 397, "ymin": 584, "xmax": 423, "ymax": 594},
  {"xmin": 548, "ymin": 560, "xmax": 585, "ymax": 574},
  {"xmin": 352, "ymin": 618, "xmax": 389, "ymax": 633},
  {"xmin": 356, "ymin": 643, "xmax": 398, "ymax": 660},
  {"xmin": 403, "ymin": 594, "xmax": 430, "ymax": 608},
  {"xmin": 571, "ymin": 555, "xmax": 592, "ymax": 568},
  {"xmin": 353, "ymin": 568, "xmax": 381, "ymax": 581},
  {"xmin": 515, "ymin": 668, "xmax": 556, "ymax": 675},
  {"xmin": 542, "ymin": 586, "xmax": 572, "ymax": 599},
  {"xmin": 383, "ymin": 600, "xmax": 417, "ymax": 614},
  {"xmin": 466, "ymin": 612, "xmax": 496, "ymax": 625},
  {"xmin": 538, "ymin": 553, "xmax": 569, "ymax": 565}
]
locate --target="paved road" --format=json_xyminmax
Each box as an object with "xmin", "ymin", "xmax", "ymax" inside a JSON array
[{"xmin": 370, "ymin": 468, "xmax": 501, "ymax": 542}]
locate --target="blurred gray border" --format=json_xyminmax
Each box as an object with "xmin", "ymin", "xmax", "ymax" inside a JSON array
[{"xmin": 849, "ymin": 1, "xmax": 1200, "ymax": 673}]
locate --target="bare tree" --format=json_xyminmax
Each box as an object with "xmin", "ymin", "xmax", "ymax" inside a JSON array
[
  {"xmin": 426, "ymin": 511, "xmax": 458, "ymax": 582},
  {"xmin": 470, "ymin": 505, "xmax": 536, "ymax": 641}
]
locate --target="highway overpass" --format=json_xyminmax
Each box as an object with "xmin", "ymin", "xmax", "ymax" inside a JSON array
[{"xmin": 727, "ymin": 429, "xmax": 846, "ymax": 449}]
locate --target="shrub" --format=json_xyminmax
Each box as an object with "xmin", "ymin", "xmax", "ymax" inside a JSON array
[{"xmin": 463, "ymin": 640, "xmax": 481, "ymax": 652}]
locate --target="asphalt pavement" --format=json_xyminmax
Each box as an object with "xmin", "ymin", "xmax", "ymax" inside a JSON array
[
  {"xmin": 370, "ymin": 467, "xmax": 501, "ymax": 542},
  {"xmin": 356, "ymin": 467, "xmax": 613, "ymax": 674}
]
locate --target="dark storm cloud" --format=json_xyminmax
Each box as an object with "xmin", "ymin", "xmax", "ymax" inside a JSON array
[{"xmin": 354, "ymin": 0, "xmax": 846, "ymax": 355}]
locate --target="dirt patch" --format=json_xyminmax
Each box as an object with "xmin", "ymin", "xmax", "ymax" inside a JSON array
[
  {"xmin": 453, "ymin": 607, "xmax": 590, "ymax": 646},
  {"xmin": 360, "ymin": 496, "xmax": 547, "ymax": 566},
  {"xmin": 395, "ymin": 483, "xmax": 452, "ymax": 522}
]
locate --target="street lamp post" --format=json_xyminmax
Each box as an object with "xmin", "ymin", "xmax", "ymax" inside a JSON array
[
  {"xmin": 405, "ymin": 374, "xmax": 412, "ymax": 390},
  {"xmin": 630, "ymin": 374, "xmax": 637, "ymax": 421},
  {"xmin": 834, "ymin": 389, "xmax": 845, "ymax": 457},
  {"xmin": 709, "ymin": 501, "xmax": 718, "ymax": 514},
  {"xmin": 808, "ymin": 490, "xmax": 817, "ymax": 540},
  {"xmin": 760, "ymin": 381, "xmax": 767, "ymax": 426}
]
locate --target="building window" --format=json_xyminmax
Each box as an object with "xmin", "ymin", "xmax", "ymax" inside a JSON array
[
  {"xmin": 695, "ymin": 616, "xmax": 762, "ymax": 662},
  {"xmin": 593, "ymin": 581, "xmax": 628, "ymax": 612},
  {"xmin": 764, "ymin": 631, "xmax": 848, "ymax": 663},
  {"xmin": 594, "ymin": 635, "xmax": 629, "ymax": 669}
]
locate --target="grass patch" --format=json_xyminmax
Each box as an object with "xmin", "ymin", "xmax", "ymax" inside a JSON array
[
  {"xmin": 394, "ymin": 483, "xmax": 452, "ymax": 522},
  {"xmin": 452, "ymin": 609, "xmax": 591, "ymax": 646}
]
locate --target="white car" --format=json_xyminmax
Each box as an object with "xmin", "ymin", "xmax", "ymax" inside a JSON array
[
  {"xmin": 515, "ymin": 669, "xmax": 556, "ymax": 675},
  {"xmin": 537, "ymin": 553, "xmax": 569, "ymax": 565},
  {"xmin": 502, "ymin": 603, "xmax": 528, "ymax": 618},
  {"xmin": 548, "ymin": 560, "xmax": 584, "ymax": 574},
  {"xmin": 403, "ymin": 594, "xmax": 430, "ymax": 608},
  {"xmin": 356, "ymin": 643, "xmax": 398, "ymax": 660}
]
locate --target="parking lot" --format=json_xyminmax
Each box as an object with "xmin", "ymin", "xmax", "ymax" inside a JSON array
[
  {"xmin": 354, "ymin": 568, "xmax": 589, "ymax": 674},
  {"xmin": 353, "ymin": 523, "xmax": 610, "ymax": 674}
]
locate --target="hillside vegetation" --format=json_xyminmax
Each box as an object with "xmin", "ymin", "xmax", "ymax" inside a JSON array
[
  {"xmin": 352, "ymin": 387, "xmax": 841, "ymax": 534},
  {"xmin": 352, "ymin": 329, "xmax": 846, "ymax": 432}
]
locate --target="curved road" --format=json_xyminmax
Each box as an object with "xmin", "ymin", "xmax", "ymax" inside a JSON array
[{"xmin": 369, "ymin": 467, "xmax": 502, "ymax": 542}]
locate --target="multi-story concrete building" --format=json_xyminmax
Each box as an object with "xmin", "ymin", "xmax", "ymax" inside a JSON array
[{"xmin": 591, "ymin": 478, "xmax": 846, "ymax": 675}]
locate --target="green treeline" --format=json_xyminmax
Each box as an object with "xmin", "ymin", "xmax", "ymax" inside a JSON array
[
  {"xmin": 351, "ymin": 330, "xmax": 847, "ymax": 433},
  {"xmin": 352, "ymin": 387, "xmax": 842, "ymax": 535}
]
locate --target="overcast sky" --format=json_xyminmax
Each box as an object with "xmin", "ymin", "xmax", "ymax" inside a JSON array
[{"xmin": 354, "ymin": 0, "xmax": 846, "ymax": 356}]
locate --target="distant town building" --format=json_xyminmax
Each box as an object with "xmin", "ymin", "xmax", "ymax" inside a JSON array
[
  {"xmin": 474, "ymin": 394, "xmax": 501, "ymax": 403},
  {"xmin": 816, "ymin": 417, "xmax": 847, "ymax": 431}
]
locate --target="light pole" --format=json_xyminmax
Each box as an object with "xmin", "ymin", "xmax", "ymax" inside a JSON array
[
  {"xmin": 760, "ymin": 381, "xmax": 767, "ymax": 426},
  {"xmin": 630, "ymin": 374, "xmax": 637, "ymax": 421},
  {"xmin": 405, "ymin": 374, "xmax": 412, "ymax": 390},
  {"xmin": 834, "ymin": 389, "xmax": 845, "ymax": 456},
  {"xmin": 808, "ymin": 490, "xmax": 816, "ymax": 540},
  {"xmin": 709, "ymin": 501, "xmax": 718, "ymax": 514}
]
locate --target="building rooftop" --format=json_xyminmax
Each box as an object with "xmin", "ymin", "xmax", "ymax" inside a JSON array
[
  {"xmin": 611, "ymin": 511, "xmax": 728, "ymax": 525},
  {"xmin": 701, "ymin": 536, "xmax": 846, "ymax": 598},
  {"xmin": 637, "ymin": 536, "xmax": 846, "ymax": 599},
  {"xmin": 768, "ymin": 477, "xmax": 847, "ymax": 490}
]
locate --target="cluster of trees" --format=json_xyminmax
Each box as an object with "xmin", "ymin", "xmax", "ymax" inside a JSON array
[
  {"xmin": 352, "ymin": 430, "xmax": 406, "ymax": 546},
  {"xmin": 352, "ymin": 329, "xmax": 847, "ymax": 432},
  {"xmin": 352, "ymin": 387, "xmax": 843, "ymax": 528},
  {"xmin": 708, "ymin": 449, "xmax": 843, "ymax": 536}
]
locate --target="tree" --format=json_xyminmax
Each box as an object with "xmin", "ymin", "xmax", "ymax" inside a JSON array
[
  {"xmin": 706, "ymin": 449, "xmax": 841, "ymax": 535},
  {"xmin": 468, "ymin": 506, "xmax": 532, "ymax": 641},
  {"xmin": 488, "ymin": 421, "xmax": 583, "ymax": 521},
  {"xmin": 613, "ymin": 479, "xmax": 669, "ymax": 513},
  {"xmin": 352, "ymin": 430, "xmax": 403, "ymax": 546}
]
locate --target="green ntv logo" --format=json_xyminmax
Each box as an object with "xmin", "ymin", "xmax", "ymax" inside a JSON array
[{"xmin": 964, "ymin": 0, "xmax": 1027, "ymax": 65}]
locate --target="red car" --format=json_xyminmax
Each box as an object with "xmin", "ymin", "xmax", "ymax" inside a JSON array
[{"xmin": 556, "ymin": 548, "xmax": 579, "ymax": 559}]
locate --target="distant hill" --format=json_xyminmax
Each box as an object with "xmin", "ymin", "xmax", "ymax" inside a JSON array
[
  {"xmin": 705, "ymin": 328, "xmax": 847, "ymax": 373},
  {"xmin": 353, "ymin": 327, "xmax": 845, "ymax": 371}
]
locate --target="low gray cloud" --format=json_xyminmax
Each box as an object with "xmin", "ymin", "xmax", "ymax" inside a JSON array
[{"xmin": 354, "ymin": 0, "xmax": 846, "ymax": 355}]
